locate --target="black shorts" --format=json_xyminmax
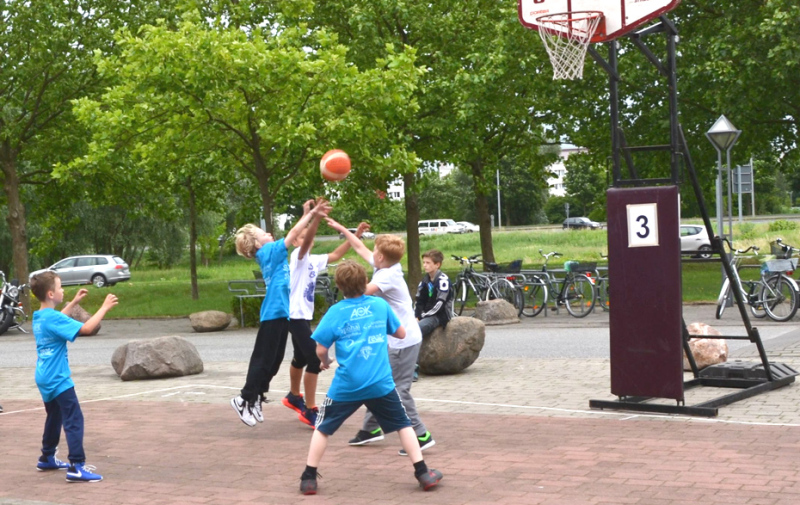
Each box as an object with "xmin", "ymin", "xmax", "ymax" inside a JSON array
[
  {"xmin": 315, "ymin": 389, "xmax": 412, "ymax": 436},
  {"xmin": 289, "ymin": 319, "xmax": 321, "ymax": 374}
]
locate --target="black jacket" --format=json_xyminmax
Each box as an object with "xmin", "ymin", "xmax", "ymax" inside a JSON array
[{"xmin": 415, "ymin": 269, "xmax": 454, "ymax": 327}]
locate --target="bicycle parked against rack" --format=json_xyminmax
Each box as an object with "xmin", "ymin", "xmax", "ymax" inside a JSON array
[
  {"xmin": 715, "ymin": 240, "xmax": 799, "ymax": 322},
  {"xmin": 594, "ymin": 254, "xmax": 609, "ymax": 312},
  {"xmin": 451, "ymin": 254, "xmax": 522, "ymax": 316},
  {"xmin": 519, "ymin": 250, "xmax": 597, "ymax": 318}
]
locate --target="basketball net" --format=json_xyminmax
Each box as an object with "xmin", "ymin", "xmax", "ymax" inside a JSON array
[{"xmin": 537, "ymin": 11, "xmax": 603, "ymax": 80}]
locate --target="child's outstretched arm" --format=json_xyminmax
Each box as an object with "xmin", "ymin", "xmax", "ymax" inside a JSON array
[
  {"xmin": 325, "ymin": 217, "xmax": 373, "ymax": 264},
  {"xmin": 327, "ymin": 221, "xmax": 369, "ymax": 263},
  {"xmin": 297, "ymin": 198, "xmax": 328, "ymax": 260},
  {"xmin": 61, "ymin": 288, "xmax": 89, "ymax": 315},
  {"xmin": 285, "ymin": 199, "xmax": 332, "ymax": 249},
  {"xmin": 79, "ymin": 294, "xmax": 118, "ymax": 336}
]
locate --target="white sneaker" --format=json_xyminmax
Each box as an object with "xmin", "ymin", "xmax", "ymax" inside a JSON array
[
  {"xmin": 230, "ymin": 396, "xmax": 256, "ymax": 427},
  {"xmin": 252, "ymin": 396, "xmax": 264, "ymax": 423}
]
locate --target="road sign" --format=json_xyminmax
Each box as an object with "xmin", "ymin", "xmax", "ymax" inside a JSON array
[{"xmin": 733, "ymin": 165, "xmax": 753, "ymax": 194}]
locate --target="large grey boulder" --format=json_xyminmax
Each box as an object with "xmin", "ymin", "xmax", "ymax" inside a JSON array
[
  {"xmin": 112, "ymin": 335, "xmax": 204, "ymax": 381},
  {"xmin": 189, "ymin": 310, "xmax": 232, "ymax": 332},
  {"xmin": 419, "ymin": 317, "xmax": 485, "ymax": 375},
  {"xmin": 474, "ymin": 299, "xmax": 520, "ymax": 325},
  {"xmin": 63, "ymin": 304, "xmax": 100, "ymax": 335}
]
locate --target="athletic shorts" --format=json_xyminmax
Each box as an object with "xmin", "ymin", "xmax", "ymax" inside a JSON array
[
  {"xmin": 315, "ymin": 389, "xmax": 412, "ymax": 436},
  {"xmin": 289, "ymin": 319, "xmax": 321, "ymax": 374}
]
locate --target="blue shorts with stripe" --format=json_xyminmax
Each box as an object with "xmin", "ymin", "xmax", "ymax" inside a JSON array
[{"xmin": 315, "ymin": 389, "xmax": 412, "ymax": 436}]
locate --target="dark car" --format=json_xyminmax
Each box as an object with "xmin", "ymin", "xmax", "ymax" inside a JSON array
[{"xmin": 563, "ymin": 217, "xmax": 602, "ymax": 230}]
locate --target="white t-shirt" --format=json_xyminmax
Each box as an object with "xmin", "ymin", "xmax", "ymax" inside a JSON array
[
  {"xmin": 289, "ymin": 248, "xmax": 329, "ymax": 320},
  {"xmin": 369, "ymin": 261, "xmax": 422, "ymax": 349}
]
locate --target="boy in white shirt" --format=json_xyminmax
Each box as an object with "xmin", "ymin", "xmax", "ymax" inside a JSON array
[
  {"xmin": 326, "ymin": 217, "xmax": 435, "ymax": 456},
  {"xmin": 283, "ymin": 200, "xmax": 370, "ymax": 427}
]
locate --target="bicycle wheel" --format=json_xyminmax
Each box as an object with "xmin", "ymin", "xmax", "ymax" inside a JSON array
[
  {"xmin": 745, "ymin": 282, "xmax": 767, "ymax": 319},
  {"xmin": 597, "ymin": 278, "xmax": 610, "ymax": 312},
  {"xmin": 715, "ymin": 278, "xmax": 730, "ymax": 320},
  {"xmin": 762, "ymin": 274, "xmax": 799, "ymax": 322},
  {"xmin": 564, "ymin": 274, "xmax": 596, "ymax": 318},
  {"xmin": 488, "ymin": 278, "xmax": 523, "ymax": 315},
  {"xmin": 521, "ymin": 275, "xmax": 548, "ymax": 317},
  {"xmin": 454, "ymin": 279, "xmax": 477, "ymax": 316}
]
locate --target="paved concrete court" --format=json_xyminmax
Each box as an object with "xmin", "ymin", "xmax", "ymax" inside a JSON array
[{"xmin": 2, "ymin": 307, "xmax": 800, "ymax": 504}]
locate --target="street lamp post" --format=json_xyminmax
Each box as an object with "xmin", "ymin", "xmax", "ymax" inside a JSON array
[
  {"xmin": 706, "ymin": 116, "xmax": 741, "ymax": 304},
  {"xmin": 705, "ymin": 115, "xmax": 741, "ymax": 242}
]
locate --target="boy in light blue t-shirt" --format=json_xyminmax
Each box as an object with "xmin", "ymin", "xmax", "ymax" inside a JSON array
[
  {"xmin": 30, "ymin": 271, "xmax": 118, "ymax": 483},
  {"xmin": 298, "ymin": 260, "xmax": 443, "ymax": 495},
  {"xmin": 229, "ymin": 199, "xmax": 331, "ymax": 427}
]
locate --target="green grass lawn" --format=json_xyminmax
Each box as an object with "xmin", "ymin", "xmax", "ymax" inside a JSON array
[{"xmin": 49, "ymin": 222, "xmax": 799, "ymax": 318}]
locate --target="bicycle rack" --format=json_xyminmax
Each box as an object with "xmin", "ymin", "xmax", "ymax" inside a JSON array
[{"xmin": 586, "ymin": 16, "xmax": 797, "ymax": 417}]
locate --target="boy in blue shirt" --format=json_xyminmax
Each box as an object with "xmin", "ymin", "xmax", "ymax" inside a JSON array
[
  {"xmin": 299, "ymin": 260, "xmax": 443, "ymax": 495},
  {"xmin": 30, "ymin": 271, "xmax": 118, "ymax": 483},
  {"xmin": 230, "ymin": 198, "xmax": 331, "ymax": 426}
]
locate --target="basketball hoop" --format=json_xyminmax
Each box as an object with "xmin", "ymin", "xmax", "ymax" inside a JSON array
[{"xmin": 536, "ymin": 11, "xmax": 604, "ymax": 80}]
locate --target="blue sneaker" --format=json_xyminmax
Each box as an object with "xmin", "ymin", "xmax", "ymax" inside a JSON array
[
  {"xmin": 298, "ymin": 407, "xmax": 318, "ymax": 428},
  {"xmin": 37, "ymin": 454, "xmax": 70, "ymax": 471},
  {"xmin": 282, "ymin": 392, "xmax": 306, "ymax": 415},
  {"xmin": 66, "ymin": 463, "xmax": 103, "ymax": 483}
]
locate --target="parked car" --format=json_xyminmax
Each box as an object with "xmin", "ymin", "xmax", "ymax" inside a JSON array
[
  {"xmin": 563, "ymin": 217, "xmax": 602, "ymax": 230},
  {"xmin": 29, "ymin": 255, "xmax": 131, "ymax": 288},
  {"xmin": 680, "ymin": 224, "xmax": 712, "ymax": 259},
  {"xmin": 456, "ymin": 221, "xmax": 480, "ymax": 233},
  {"xmin": 418, "ymin": 219, "xmax": 465, "ymax": 236},
  {"xmin": 338, "ymin": 228, "xmax": 376, "ymax": 240}
]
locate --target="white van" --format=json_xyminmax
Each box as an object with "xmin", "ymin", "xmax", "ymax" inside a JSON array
[{"xmin": 418, "ymin": 219, "xmax": 465, "ymax": 236}]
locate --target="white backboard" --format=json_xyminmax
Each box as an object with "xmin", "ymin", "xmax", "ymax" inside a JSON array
[{"xmin": 518, "ymin": 0, "xmax": 682, "ymax": 42}]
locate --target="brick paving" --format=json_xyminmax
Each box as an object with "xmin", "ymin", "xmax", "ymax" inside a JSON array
[{"xmin": 2, "ymin": 313, "xmax": 800, "ymax": 504}]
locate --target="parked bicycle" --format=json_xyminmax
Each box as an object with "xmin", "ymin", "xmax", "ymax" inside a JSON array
[
  {"xmin": 314, "ymin": 271, "xmax": 340, "ymax": 307},
  {"xmin": 0, "ymin": 270, "xmax": 28, "ymax": 336},
  {"xmin": 594, "ymin": 254, "xmax": 610, "ymax": 312},
  {"xmin": 519, "ymin": 250, "xmax": 597, "ymax": 318},
  {"xmin": 715, "ymin": 240, "xmax": 799, "ymax": 322},
  {"xmin": 451, "ymin": 254, "xmax": 522, "ymax": 316}
]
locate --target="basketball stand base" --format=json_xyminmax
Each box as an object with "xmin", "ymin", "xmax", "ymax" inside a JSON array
[{"xmin": 590, "ymin": 362, "xmax": 797, "ymax": 417}]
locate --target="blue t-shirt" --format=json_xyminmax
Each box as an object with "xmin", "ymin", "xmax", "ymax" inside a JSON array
[
  {"xmin": 255, "ymin": 238, "xmax": 290, "ymax": 321},
  {"xmin": 312, "ymin": 295, "xmax": 401, "ymax": 402},
  {"xmin": 33, "ymin": 308, "xmax": 84, "ymax": 402}
]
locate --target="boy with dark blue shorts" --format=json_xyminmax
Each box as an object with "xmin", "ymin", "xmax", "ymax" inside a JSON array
[
  {"xmin": 30, "ymin": 271, "xmax": 118, "ymax": 482},
  {"xmin": 299, "ymin": 260, "xmax": 443, "ymax": 495}
]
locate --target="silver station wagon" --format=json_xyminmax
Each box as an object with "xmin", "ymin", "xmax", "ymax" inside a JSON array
[{"xmin": 29, "ymin": 255, "xmax": 131, "ymax": 288}]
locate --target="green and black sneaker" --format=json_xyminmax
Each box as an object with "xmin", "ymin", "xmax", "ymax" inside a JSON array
[
  {"xmin": 399, "ymin": 431, "xmax": 436, "ymax": 456},
  {"xmin": 348, "ymin": 428, "xmax": 384, "ymax": 446}
]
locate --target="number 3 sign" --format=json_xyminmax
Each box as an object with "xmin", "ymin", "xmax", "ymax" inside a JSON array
[{"xmin": 627, "ymin": 203, "xmax": 659, "ymax": 247}]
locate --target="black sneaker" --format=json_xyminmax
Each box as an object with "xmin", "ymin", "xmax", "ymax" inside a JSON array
[
  {"xmin": 300, "ymin": 478, "xmax": 317, "ymax": 495},
  {"xmin": 398, "ymin": 431, "xmax": 435, "ymax": 456},
  {"xmin": 348, "ymin": 428, "xmax": 384, "ymax": 445},
  {"xmin": 416, "ymin": 469, "xmax": 443, "ymax": 491}
]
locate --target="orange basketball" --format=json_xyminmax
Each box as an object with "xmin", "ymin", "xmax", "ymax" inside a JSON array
[{"xmin": 320, "ymin": 149, "xmax": 351, "ymax": 182}]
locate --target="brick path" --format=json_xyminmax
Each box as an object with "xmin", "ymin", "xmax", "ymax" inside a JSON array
[{"xmin": 2, "ymin": 316, "xmax": 800, "ymax": 504}]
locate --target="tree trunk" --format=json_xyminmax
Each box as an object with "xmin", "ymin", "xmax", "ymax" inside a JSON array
[
  {"xmin": 1, "ymin": 144, "xmax": 30, "ymax": 313},
  {"xmin": 403, "ymin": 172, "xmax": 422, "ymax": 294},
  {"xmin": 187, "ymin": 177, "xmax": 199, "ymax": 300},
  {"xmin": 469, "ymin": 160, "xmax": 495, "ymax": 266}
]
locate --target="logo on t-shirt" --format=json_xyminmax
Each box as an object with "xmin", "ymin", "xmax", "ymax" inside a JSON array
[
  {"xmin": 342, "ymin": 322, "xmax": 361, "ymax": 337},
  {"xmin": 360, "ymin": 346, "xmax": 374, "ymax": 360},
  {"xmin": 368, "ymin": 335, "xmax": 384, "ymax": 344},
  {"xmin": 350, "ymin": 306, "xmax": 372, "ymax": 320},
  {"xmin": 304, "ymin": 281, "xmax": 315, "ymax": 302}
]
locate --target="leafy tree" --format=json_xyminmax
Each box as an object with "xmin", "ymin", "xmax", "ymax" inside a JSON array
[
  {"xmin": 0, "ymin": 0, "xmax": 180, "ymax": 308},
  {"xmin": 564, "ymin": 153, "xmax": 607, "ymax": 218}
]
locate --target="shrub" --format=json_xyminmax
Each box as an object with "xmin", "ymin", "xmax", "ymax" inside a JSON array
[
  {"xmin": 768, "ymin": 220, "xmax": 798, "ymax": 232},
  {"xmin": 737, "ymin": 222, "xmax": 757, "ymax": 240}
]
